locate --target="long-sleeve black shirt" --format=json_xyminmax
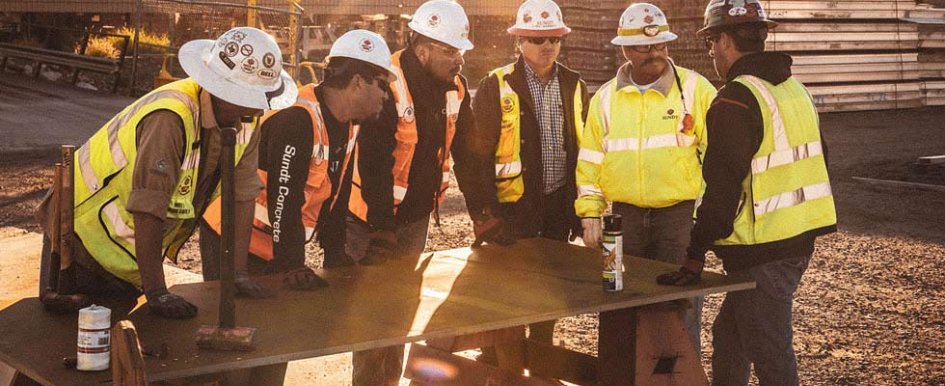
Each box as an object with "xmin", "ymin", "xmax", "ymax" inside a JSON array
[
  {"xmin": 688, "ymin": 52, "xmax": 836, "ymax": 272},
  {"xmin": 258, "ymin": 86, "xmax": 352, "ymax": 271},
  {"xmin": 358, "ymin": 48, "xmax": 480, "ymax": 231}
]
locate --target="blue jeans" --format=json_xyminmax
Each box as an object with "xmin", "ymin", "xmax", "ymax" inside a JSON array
[
  {"xmin": 712, "ymin": 254, "xmax": 811, "ymax": 386},
  {"xmin": 346, "ymin": 214, "xmax": 430, "ymax": 386},
  {"xmin": 613, "ymin": 201, "xmax": 703, "ymax": 351}
]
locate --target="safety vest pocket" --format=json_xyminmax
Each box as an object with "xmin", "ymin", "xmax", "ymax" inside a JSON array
[{"xmin": 98, "ymin": 195, "xmax": 137, "ymax": 263}]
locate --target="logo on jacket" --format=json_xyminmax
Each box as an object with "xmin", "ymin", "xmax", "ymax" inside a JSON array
[
  {"xmin": 501, "ymin": 96, "xmax": 515, "ymax": 113},
  {"xmin": 178, "ymin": 175, "xmax": 192, "ymax": 195},
  {"xmin": 403, "ymin": 106, "xmax": 416, "ymax": 123}
]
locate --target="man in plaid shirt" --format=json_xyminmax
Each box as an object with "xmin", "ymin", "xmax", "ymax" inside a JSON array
[{"xmin": 469, "ymin": 0, "xmax": 589, "ymax": 350}]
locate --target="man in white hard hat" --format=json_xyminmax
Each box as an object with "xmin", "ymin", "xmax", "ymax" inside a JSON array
[
  {"xmin": 196, "ymin": 29, "xmax": 396, "ymax": 386},
  {"xmin": 658, "ymin": 1, "xmax": 836, "ymax": 384},
  {"xmin": 344, "ymin": 1, "xmax": 480, "ymax": 384},
  {"xmin": 575, "ymin": 3, "xmax": 717, "ymax": 351},
  {"xmin": 200, "ymin": 29, "xmax": 397, "ymax": 284},
  {"xmin": 34, "ymin": 26, "xmax": 296, "ymax": 320},
  {"xmin": 470, "ymin": 0, "xmax": 588, "ymax": 357}
]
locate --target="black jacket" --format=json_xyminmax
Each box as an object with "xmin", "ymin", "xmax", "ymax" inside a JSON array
[
  {"xmin": 688, "ymin": 52, "xmax": 836, "ymax": 272},
  {"xmin": 358, "ymin": 48, "xmax": 479, "ymax": 231},
  {"xmin": 471, "ymin": 57, "xmax": 589, "ymax": 237}
]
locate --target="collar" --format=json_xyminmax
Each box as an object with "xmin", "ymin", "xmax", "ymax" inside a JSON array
[
  {"xmin": 199, "ymin": 90, "xmax": 219, "ymax": 130},
  {"xmin": 615, "ymin": 59, "xmax": 675, "ymax": 96},
  {"xmin": 523, "ymin": 60, "xmax": 558, "ymax": 85}
]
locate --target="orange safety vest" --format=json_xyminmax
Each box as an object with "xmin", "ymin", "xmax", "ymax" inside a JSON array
[
  {"xmin": 203, "ymin": 84, "xmax": 358, "ymax": 260},
  {"xmin": 348, "ymin": 50, "xmax": 465, "ymax": 222}
]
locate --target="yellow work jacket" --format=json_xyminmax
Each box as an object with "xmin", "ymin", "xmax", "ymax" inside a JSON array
[
  {"xmin": 715, "ymin": 75, "xmax": 837, "ymax": 246},
  {"xmin": 348, "ymin": 49, "xmax": 465, "ymax": 222},
  {"xmin": 490, "ymin": 62, "xmax": 585, "ymax": 203},
  {"xmin": 203, "ymin": 84, "xmax": 357, "ymax": 260},
  {"xmin": 575, "ymin": 65, "xmax": 716, "ymax": 217},
  {"xmin": 72, "ymin": 79, "xmax": 253, "ymax": 286}
]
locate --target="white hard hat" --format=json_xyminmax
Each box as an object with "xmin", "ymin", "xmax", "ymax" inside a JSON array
[
  {"xmin": 611, "ymin": 3, "xmax": 678, "ymax": 46},
  {"xmin": 179, "ymin": 26, "xmax": 298, "ymax": 110},
  {"xmin": 328, "ymin": 29, "xmax": 398, "ymax": 81},
  {"xmin": 408, "ymin": 0, "xmax": 474, "ymax": 51},
  {"xmin": 508, "ymin": 0, "xmax": 571, "ymax": 37}
]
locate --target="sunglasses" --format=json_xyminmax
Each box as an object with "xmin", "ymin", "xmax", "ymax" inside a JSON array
[
  {"xmin": 428, "ymin": 40, "xmax": 465, "ymax": 58},
  {"xmin": 628, "ymin": 43, "xmax": 667, "ymax": 53},
  {"xmin": 524, "ymin": 36, "xmax": 561, "ymax": 45}
]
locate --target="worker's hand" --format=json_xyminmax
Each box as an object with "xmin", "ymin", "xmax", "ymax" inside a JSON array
[
  {"xmin": 656, "ymin": 259, "xmax": 704, "ymax": 286},
  {"xmin": 146, "ymin": 289, "xmax": 197, "ymax": 319},
  {"xmin": 234, "ymin": 271, "xmax": 274, "ymax": 298},
  {"xmin": 581, "ymin": 217, "xmax": 602, "ymax": 249},
  {"xmin": 284, "ymin": 267, "xmax": 328, "ymax": 290},
  {"xmin": 472, "ymin": 215, "xmax": 514, "ymax": 247},
  {"xmin": 360, "ymin": 230, "xmax": 397, "ymax": 266}
]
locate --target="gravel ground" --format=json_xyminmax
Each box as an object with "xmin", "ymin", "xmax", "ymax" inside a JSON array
[{"xmin": 1, "ymin": 107, "xmax": 943, "ymax": 385}]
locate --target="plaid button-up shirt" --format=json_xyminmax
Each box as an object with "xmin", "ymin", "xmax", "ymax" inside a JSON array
[{"xmin": 524, "ymin": 63, "xmax": 567, "ymax": 194}]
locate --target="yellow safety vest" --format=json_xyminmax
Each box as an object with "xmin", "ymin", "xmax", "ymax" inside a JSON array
[
  {"xmin": 203, "ymin": 84, "xmax": 358, "ymax": 260},
  {"xmin": 72, "ymin": 78, "xmax": 253, "ymax": 286},
  {"xmin": 348, "ymin": 50, "xmax": 465, "ymax": 222},
  {"xmin": 490, "ymin": 63, "xmax": 585, "ymax": 203},
  {"xmin": 715, "ymin": 75, "xmax": 837, "ymax": 246},
  {"xmin": 575, "ymin": 65, "xmax": 716, "ymax": 217}
]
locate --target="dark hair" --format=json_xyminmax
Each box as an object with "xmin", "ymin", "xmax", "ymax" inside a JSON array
[
  {"xmin": 321, "ymin": 56, "xmax": 385, "ymax": 89},
  {"xmin": 717, "ymin": 23, "xmax": 768, "ymax": 53}
]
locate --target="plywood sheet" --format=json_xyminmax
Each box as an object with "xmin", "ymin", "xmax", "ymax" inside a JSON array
[{"xmin": 0, "ymin": 238, "xmax": 752, "ymax": 386}]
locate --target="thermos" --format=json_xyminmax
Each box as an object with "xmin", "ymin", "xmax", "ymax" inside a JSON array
[
  {"xmin": 77, "ymin": 304, "xmax": 110, "ymax": 371},
  {"xmin": 602, "ymin": 214, "xmax": 623, "ymax": 292}
]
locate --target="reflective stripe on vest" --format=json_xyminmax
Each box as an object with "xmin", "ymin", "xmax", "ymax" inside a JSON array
[
  {"xmin": 203, "ymin": 84, "xmax": 357, "ymax": 261},
  {"xmin": 491, "ymin": 63, "xmax": 585, "ymax": 203},
  {"xmin": 348, "ymin": 49, "xmax": 465, "ymax": 221},
  {"xmin": 72, "ymin": 79, "xmax": 251, "ymax": 286},
  {"xmin": 714, "ymin": 75, "xmax": 836, "ymax": 246}
]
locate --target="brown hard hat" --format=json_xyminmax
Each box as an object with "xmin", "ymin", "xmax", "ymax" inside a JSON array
[{"xmin": 697, "ymin": 0, "xmax": 777, "ymax": 37}]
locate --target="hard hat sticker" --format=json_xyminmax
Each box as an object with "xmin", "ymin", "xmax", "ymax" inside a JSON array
[
  {"xmin": 240, "ymin": 44, "xmax": 253, "ymax": 57},
  {"xmin": 428, "ymin": 14, "xmax": 440, "ymax": 28},
  {"xmin": 643, "ymin": 25, "xmax": 660, "ymax": 37},
  {"xmin": 263, "ymin": 53, "xmax": 276, "ymax": 68},
  {"xmin": 218, "ymin": 51, "xmax": 236, "ymax": 69},
  {"xmin": 360, "ymin": 38, "xmax": 375, "ymax": 52},
  {"xmin": 225, "ymin": 42, "xmax": 239, "ymax": 57},
  {"xmin": 241, "ymin": 57, "xmax": 259, "ymax": 73}
]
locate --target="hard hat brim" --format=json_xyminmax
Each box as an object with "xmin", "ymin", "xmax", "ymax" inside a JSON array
[
  {"xmin": 179, "ymin": 39, "xmax": 298, "ymax": 110},
  {"xmin": 696, "ymin": 20, "xmax": 778, "ymax": 37},
  {"xmin": 611, "ymin": 31, "xmax": 678, "ymax": 46},
  {"xmin": 507, "ymin": 26, "xmax": 571, "ymax": 37},
  {"xmin": 327, "ymin": 52, "xmax": 400, "ymax": 82}
]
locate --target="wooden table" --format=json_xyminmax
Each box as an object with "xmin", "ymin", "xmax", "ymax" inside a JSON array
[{"xmin": 0, "ymin": 238, "xmax": 753, "ymax": 385}]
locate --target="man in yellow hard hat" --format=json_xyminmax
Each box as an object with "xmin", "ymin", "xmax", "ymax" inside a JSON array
[
  {"xmin": 576, "ymin": 3, "xmax": 717, "ymax": 351},
  {"xmin": 658, "ymin": 1, "xmax": 836, "ymax": 384}
]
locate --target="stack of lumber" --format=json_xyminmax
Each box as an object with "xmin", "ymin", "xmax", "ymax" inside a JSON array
[
  {"xmin": 766, "ymin": 0, "xmax": 945, "ymax": 112},
  {"xmin": 558, "ymin": 0, "xmax": 712, "ymax": 88}
]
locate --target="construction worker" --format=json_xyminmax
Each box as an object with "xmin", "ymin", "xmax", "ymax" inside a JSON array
[
  {"xmin": 576, "ymin": 3, "xmax": 717, "ymax": 350},
  {"xmin": 471, "ymin": 0, "xmax": 588, "ymax": 353},
  {"xmin": 200, "ymin": 30, "xmax": 397, "ymax": 286},
  {"xmin": 657, "ymin": 1, "xmax": 837, "ymax": 385},
  {"xmin": 345, "ymin": 1, "xmax": 480, "ymax": 384},
  {"xmin": 34, "ymin": 26, "xmax": 297, "ymax": 319}
]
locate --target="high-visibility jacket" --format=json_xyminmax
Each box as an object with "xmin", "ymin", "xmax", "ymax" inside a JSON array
[
  {"xmin": 715, "ymin": 75, "xmax": 836, "ymax": 246},
  {"xmin": 490, "ymin": 63, "xmax": 585, "ymax": 203},
  {"xmin": 575, "ymin": 65, "xmax": 717, "ymax": 217},
  {"xmin": 348, "ymin": 49, "xmax": 465, "ymax": 222},
  {"xmin": 72, "ymin": 79, "xmax": 253, "ymax": 286},
  {"xmin": 203, "ymin": 84, "xmax": 358, "ymax": 260}
]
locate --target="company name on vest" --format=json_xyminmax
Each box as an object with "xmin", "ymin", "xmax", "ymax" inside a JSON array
[{"xmin": 272, "ymin": 145, "xmax": 295, "ymax": 242}]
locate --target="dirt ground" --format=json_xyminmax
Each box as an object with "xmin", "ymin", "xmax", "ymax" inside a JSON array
[{"xmin": 1, "ymin": 107, "xmax": 944, "ymax": 385}]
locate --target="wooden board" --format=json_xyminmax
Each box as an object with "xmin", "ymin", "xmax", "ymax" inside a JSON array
[{"xmin": 0, "ymin": 238, "xmax": 753, "ymax": 386}]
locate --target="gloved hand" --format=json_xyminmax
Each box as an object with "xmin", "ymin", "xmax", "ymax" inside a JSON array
[
  {"xmin": 472, "ymin": 215, "xmax": 514, "ymax": 247},
  {"xmin": 235, "ymin": 271, "xmax": 274, "ymax": 298},
  {"xmin": 284, "ymin": 267, "xmax": 328, "ymax": 290},
  {"xmin": 146, "ymin": 289, "xmax": 197, "ymax": 319},
  {"xmin": 360, "ymin": 230, "xmax": 397, "ymax": 266},
  {"xmin": 656, "ymin": 259, "xmax": 704, "ymax": 286},
  {"xmin": 581, "ymin": 217, "xmax": 602, "ymax": 249}
]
